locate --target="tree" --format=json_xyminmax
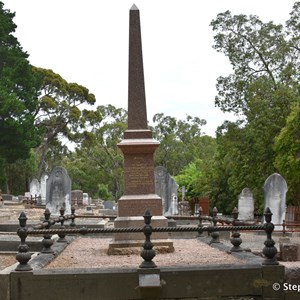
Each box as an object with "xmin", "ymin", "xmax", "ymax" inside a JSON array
[
  {"xmin": 274, "ymin": 103, "xmax": 300, "ymax": 205},
  {"xmin": 152, "ymin": 113, "xmax": 207, "ymax": 175},
  {"xmin": 63, "ymin": 105, "xmax": 127, "ymax": 199},
  {"xmin": 32, "ymin": 67, "xmax": 96, "ymax": 179},
  {"xmin": 0, "ymin": 2, "xmax": 40, "ymax": 164},
  {"xmin": 208, "ymin": 2, "xmax": 300, "ymax": 213}
]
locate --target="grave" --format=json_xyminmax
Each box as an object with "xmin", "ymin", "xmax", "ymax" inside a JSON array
[
  {"xmin": 154, "ymin": 166, "xmax": 179, "ymax": 216},
  {"xmin": 40, "ymin": 173, "xmax": 48, "ymax": 205},
  {"xmin": 30, "ymin": 178, "xmax": 40, "ymax": 198},
  {"xmin": 82, "ymin": 193, "xmax": 89, "ymax": 205},
  {"xmin": 109, "ymin": 5, "xmax": 173, "ymax": 254},
  {"xmin": 199, "ymin": 196, "xmax": 210, "ymax": 216},
  {"xmin": 46, "ymin": 166, "xmax": 71, "ymax": 215},
  {"xmin": 238, "ymin": 188, "xmax": 255, "ymax": 220},
  {"xmin": 264, "ymin": 173, "xmax": 287, "ymax": 230},
  {"xmin": 71, "ymin": 190, "xmax": 83, "ymax": 206}
]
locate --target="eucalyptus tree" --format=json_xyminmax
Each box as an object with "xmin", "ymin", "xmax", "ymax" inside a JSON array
[
  {"xmin": 152, "ymin": 113, "xmax": 207, "ymax": 175},
  {"xmin": 209, "ymin": 2, "xmax": 300, "ymax": 212},
  {"xmin": 32, "ymin": 67, "xmax": 96, "ymax": 179},
  {"xmin": 64, "ymin": 104, "xmax": 127, "ymax": 199}
]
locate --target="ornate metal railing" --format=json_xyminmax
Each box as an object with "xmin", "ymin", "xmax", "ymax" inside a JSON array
[{"xmin": 14, "ymin": 207, "xmax": 278, "ymax": 272}]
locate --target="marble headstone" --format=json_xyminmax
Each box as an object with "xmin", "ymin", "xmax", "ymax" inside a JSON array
[
  {"xmin": 264, "ymin": 173, "xmax": 287, "ymax": 230},
  {"xmin": 40, "ymin": 173, "xmax": 48, "ymax": 205},
  {"xmin": 155, "ymin": 166, "xmax": 179, "ymax": 216},
  {"xmin": 238, "ymin": 188, "xmax": 254, "ymax": 220},
  {"xmin": 83, "ymin": 193, "xmax": 89, "ymax": 205},
  {"xmin": 30, "ymin": 178, "xmax": 40, "ymax": 198},
  {"xmin": 46, "ymin": 167, "xmax": 71, "ymax": 215}
]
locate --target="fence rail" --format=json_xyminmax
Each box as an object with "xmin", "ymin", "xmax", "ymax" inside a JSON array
[{"xmin": 14, "ymin": 206, "xmax": 279, "ymax": 272}]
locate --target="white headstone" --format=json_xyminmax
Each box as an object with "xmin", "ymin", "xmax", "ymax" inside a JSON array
[
  {"xmin": 40, "ymin": 173, "xmax": 48, "ymax": 205},
  {"xmin": 263, "ymin": 173, "xmax": 287, "ymax": 230},
  {"xmin": 46, "ymin": 167, "xmax": 71, "ymax": 215},
  {"xmin": 238, "ymin": 188, "xmax": 254, "ymax": 220},
  {"xmin": 83, "ymin": 193, "xmax": 89, "ymax": 205},
  {"xmin": 30, "ymin": 178, "xmax": 40, "ymax": 198}
]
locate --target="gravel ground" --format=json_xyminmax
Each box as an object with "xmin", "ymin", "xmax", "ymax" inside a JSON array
[{"xmin": 46, "ymin": 237, "xmax": 244, "ymax": 269}]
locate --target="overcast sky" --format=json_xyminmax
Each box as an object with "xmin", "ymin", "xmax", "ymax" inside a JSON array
[{"xmin": 3, "ymin": 0, "xmax": 296, "ymax": 136}]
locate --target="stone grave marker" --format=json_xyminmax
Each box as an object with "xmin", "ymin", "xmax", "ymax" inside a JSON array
[
  {"xmin": 71, "ymin": 190, "xmax": 83, "ymax": 206},
  {"xmin": 40, "ymin": 173, "xmax": 48, "ymax": 205},
  {"xmin": 30, "ymin": 178, "xmax": 40, "ymax": 199},
  {"xmin": 46, "ymin": 167, "xmax": 71, "ymax": 215},
  {"xmin": 104, "ymin": 200, "xmax": 114, "ymax": 210},
  {"xmin": 264, "ymin": 173, "xmax": 287, "ymax": 230},
  {"xmin": 154, "ymin": 166, "xmax": 179, "ymax": 215},
  {"xmin": 109, "ymin": 5, "xmax": 172, "ymax": 254},
  {"xmin": 83, "ymin": 193, "xmax": 89, "ymax": 205},
  {"xmin": 238, "ymin": 188, "xmax": 255, "ymax": 220}
]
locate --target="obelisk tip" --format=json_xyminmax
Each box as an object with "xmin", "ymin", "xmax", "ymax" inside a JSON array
[{"xmin": 130, "ymin": 4, "xmax": 139, "ymax": 10}]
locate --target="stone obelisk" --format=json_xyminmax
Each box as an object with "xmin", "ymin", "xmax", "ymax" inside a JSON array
[{"xmin": 109, "ymin": 5, "xmax": 173, "ymax": 253}]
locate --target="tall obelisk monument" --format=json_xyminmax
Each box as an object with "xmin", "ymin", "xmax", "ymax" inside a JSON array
[
  {"xmin": 117, "ymin": 4, "xmax": 163, "ymax": 217},
  {"xmin": 109, "ymin": 5, "xmax": 172, "ymax": 251}
]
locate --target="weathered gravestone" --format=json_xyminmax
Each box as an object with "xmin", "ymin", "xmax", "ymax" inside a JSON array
[
  {"xmin": 104, "ymin": 200, "xmax": 115, "ymax": 210},
  {"xmin": 40, "ymin": 173, "xmax": 48, "ymax": 205},
  {"xmin": 109, "ymin": 5, "xmax": 172, "ymax": 254},
  {"xmin": 264, "ymin": 173, "xmax": 287, "ymax": 230},
  {"xmin": 238, "ymin": 188, "xmax": 255, "ymax": 220},
  {"xmin": 30, "ymin": 178, "xmax": 40, "ymax": 198},
  {"xmin": 71, "ymin": 190, "xmax": 83, "ymax": 206},
  {"xmin": 154, "ymin": 166, "xmax": 179, "ymax": 215},
  {"xmin": 82, "ymin": 193, "xmax": 89, "ymax": 205},
  {"xmin": 46, "ymin": 167, "xmax": 71, "ymax": 215}
]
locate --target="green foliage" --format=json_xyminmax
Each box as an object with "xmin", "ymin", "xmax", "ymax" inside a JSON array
[
  {"xmin": 152, "ymin": 113, "xmax": 207, "ymax": 175},
  {"xmin": 0, "ymin": 2, "xmax": 40, "ymax": 164},
  {"xmin": 274, "ymin": 103, "xmax": 300, "ymax": 205},
  {"xmin": 98, "ymin": 184, "xmax": 113, "ymax": 200},
  {"xmin": 33, "ymin": 67, "xmax": 96, "ymax": 179},
  {"xmin": 209, "ymin": 2, "xmax": 300, "ymax": 214},
  {"xmin": 62, "ymin": 105, "xmax": 127, "ymax": 199}
]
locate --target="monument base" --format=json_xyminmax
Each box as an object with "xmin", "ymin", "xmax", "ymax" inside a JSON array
[
  {"xmin": 108, "ymin": 216, "xmax": 174, "ymax": 255},
  {"xmin": 117, "ymin": 194, "xmax": 163, "ymax": 216},
  {"xmin": 108, "ymin": 239, "xmax": 174, "ymax": 255},
  {"xmin": 113, "ymin": 216, "xmax": 168, "ymax": 240}
]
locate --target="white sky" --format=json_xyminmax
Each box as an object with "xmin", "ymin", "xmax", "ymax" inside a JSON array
[{"xmin": 3, "ymin": 0, "xmax": 296, "ymax": 137}]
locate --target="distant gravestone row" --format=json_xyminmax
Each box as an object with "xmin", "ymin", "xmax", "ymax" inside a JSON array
[
  {"xmin": 237, "ymin": 173, "xmax": 287, "ymax": 230},
  {"xmin": 26, "ymin": 167, "xmax": 91, "ymax": 215}
]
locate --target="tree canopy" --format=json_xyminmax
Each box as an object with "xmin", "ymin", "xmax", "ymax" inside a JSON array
[
  {"xmin": 0, "ymin": 2, "xmax": 40, "ymax": 164},
  {"xmin": 209, "ymin": 1, "xmax": 300, "ymax": 213}
]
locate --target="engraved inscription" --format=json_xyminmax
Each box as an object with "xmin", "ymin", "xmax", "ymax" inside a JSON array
[{"xmin": 125, "ymin": 155, "xmax": 155, "ymax": 194}]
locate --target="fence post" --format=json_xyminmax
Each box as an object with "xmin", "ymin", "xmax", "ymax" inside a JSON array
[
  {"xmin": 230, "ymin": 207, "xmax": 243, "ymax": 252},
  {"xmin": 57, "ymin": 207, "xmax": 67, "ymax": 242},
  {"xmin": 140, "ymin": 209, "xmax": 157, "ymax": 268},
  {"xmin": 41, "ymin": 208, "xmax": 54, "ymax": 253},
  {"xmin": 262, "ymin": 207, "xmax": 279, "ymax": 265},
  {"xmin": 197, "ymin": 206, "xmax": 204, "ymax": 237},
  {"xmin": 282, "ymin": 219, "xmax": 286, "ymax": 237},
  {"xmin": 15, "ymin": 212, "xmax": 32, "ymax": 271},
  {"xmin": 70, "ymin": 206, "xmax": 76, "ymax": 227},
  {"xmin": 209, "ymin": 207, "xmax": 220, "ymax": 244}
]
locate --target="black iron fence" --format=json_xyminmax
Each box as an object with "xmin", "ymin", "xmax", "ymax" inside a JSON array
[{"xmin": 15, "ymin": 206, "xmax": 278, "ymax": 272}]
